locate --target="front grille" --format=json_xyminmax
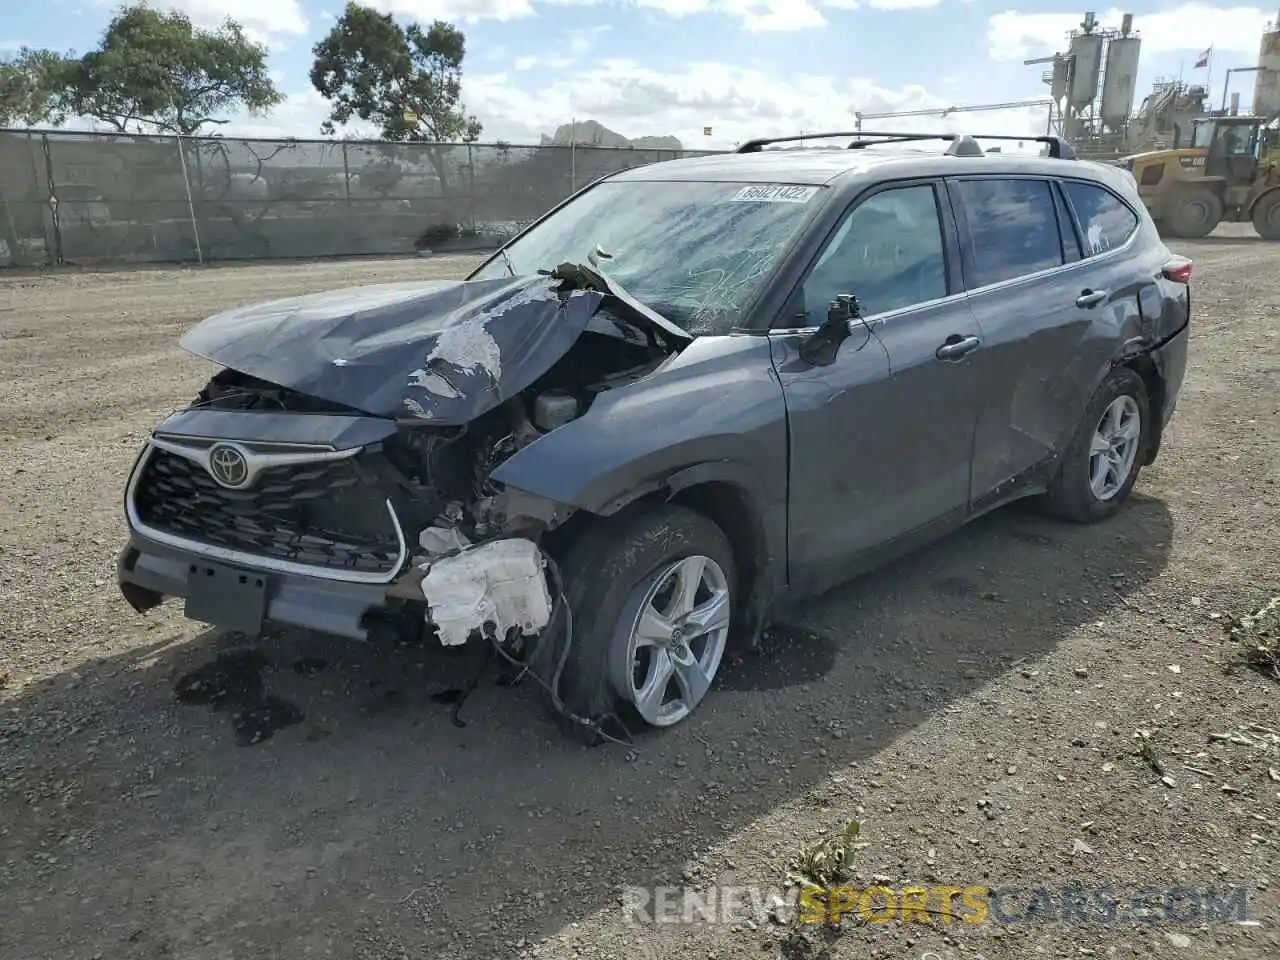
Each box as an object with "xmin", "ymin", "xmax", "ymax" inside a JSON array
[{"xmin": 132, "ymin": 447, "xmax": 402, "ymax": 575}]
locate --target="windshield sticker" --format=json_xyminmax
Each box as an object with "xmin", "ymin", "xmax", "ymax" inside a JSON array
[{"xmin": 729, "ymin": 184, "xmax": 819, "ymax": 203}]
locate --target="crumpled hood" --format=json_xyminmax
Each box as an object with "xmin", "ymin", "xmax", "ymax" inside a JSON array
[{"xmin": 180, "ymin": 274, "xmax": 606, "ymax": 424}]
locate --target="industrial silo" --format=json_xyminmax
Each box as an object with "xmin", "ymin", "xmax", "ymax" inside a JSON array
[
  {"xmin": 1100, "ymin": 19, "xmax": 1141, "ymax": 129},
  {"xmin": 1252, "ymin": 10, "xmax": 1280, "ymax": 118},
  {"xmin": 1068, "ymin": 29, "xmax": 1105, "ymax": 108}
]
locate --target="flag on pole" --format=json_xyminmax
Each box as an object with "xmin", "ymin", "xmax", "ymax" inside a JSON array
[{"xmin": 1194, "ymin": 46, "xmax": 1212, "ymax": 69}]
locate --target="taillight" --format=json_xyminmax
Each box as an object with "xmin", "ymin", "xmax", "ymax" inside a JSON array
[{"xmin": 1162, "ymin": 257, "xmax": 1193, "ymax": 283}]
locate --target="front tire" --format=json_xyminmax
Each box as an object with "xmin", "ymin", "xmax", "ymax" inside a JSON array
[
  {"xmin": 1045, "ymin": 367, "xmax": 1150, "ymax": 524},
  {"xmin": 551, "ymin": 504, "xmax": 737, "ymax": 736}
]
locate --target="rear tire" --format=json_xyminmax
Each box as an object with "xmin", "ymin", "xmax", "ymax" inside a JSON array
[
  {"xmin": 1165, "ymin": 186, "xmax": 1223, "ymax": 239},
  {"xmin": 1251, "ymin": 190, "xmax": 1280, "ymax": 241},
  {"xmin": 1045, "ymin": 367, "xmax": 1150, "ymax": 524}
]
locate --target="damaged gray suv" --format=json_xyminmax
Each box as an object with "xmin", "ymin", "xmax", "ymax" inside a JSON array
[{"xmin": 118, "ymin": 131, "xmax": 1192, "ymax": 739}]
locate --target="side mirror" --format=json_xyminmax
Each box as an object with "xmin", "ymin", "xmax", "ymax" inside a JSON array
[{"xmin": 799, "ymin": 295, "xmax": 858, "ymax": 366}]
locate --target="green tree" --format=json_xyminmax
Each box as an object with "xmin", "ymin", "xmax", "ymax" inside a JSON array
[
  {"xmin": 310, "ymin": 3, "xmax": 481, "ymax": 188},
  {"xmin": 60, "ymin": 5, "xmax": 283, "ymax": 135},
  {"xmin": 0, "ymin": 48, "xmax": 72, "ymax": 126}
]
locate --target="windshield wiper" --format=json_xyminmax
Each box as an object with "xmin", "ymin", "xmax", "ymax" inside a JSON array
[{"xmin": 498, "ymin": 246, "xmax": 516, "ymax": 276}]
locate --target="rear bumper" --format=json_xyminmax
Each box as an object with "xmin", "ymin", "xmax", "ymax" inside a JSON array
[
  {"xmin": 1154, "ymin": 320, "xmax": 1189, "ymax": 429},
  {"xmin": 117, "ymin": 535, "xmax": 394, "ymax": 641},
  {"xmin": 1139, "ymin": 319, "xmax": 1189, "ymax": 467}
]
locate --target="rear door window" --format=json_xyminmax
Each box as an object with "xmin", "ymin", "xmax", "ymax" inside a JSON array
[
  {"xmin": 954, "ymin": 178, "xmax": 1064, "ymax": 287},
  {"xmin": 1061, "ymin": 180, "xmax": 1140, "ymax": 257}
]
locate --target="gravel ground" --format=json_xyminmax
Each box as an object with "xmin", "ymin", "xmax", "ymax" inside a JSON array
[{"xmin": 1, "ymin": 231, "xmax": 1277, "ymax": 960}]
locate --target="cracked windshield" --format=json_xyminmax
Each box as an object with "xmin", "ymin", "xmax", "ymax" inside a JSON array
[{"xmin": 472, "ymin": 180, "xmax": 825, "ymax": 334}]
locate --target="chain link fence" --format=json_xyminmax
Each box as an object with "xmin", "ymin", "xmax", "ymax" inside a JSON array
[{"xmin": 0, "ymin": 129, "xmax": 723, "ymax": 268}]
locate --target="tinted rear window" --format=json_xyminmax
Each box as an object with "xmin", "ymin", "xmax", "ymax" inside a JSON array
[
  {"xmin": 956, "ymin": 179, "xmax": 1064, "ymax": 287},
  {"xmin": 1062, "ymin": 181, "xmax": 1140, "ymax": 256}
]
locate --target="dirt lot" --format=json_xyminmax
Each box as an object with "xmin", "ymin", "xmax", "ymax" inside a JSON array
[{"xmin": 1, "ymin": 233, "xmax": 1277, "ymax": 960}]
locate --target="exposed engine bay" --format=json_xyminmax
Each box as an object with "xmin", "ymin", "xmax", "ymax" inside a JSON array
[{"xmin": 194, "ymin": 312, "xmax": 666, "ymax": 540}]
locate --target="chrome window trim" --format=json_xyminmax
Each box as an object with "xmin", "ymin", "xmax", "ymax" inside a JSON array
[
  {"xmin": 769, "ymin": 179, "xmax": 1141, "ymax": 336},
  {"xmin": 125, "ymin": 442, "xmax": 409, "ymax": 586},
  {"xmin": 769, "ymin": 290, "xmax": 967, "ymax": 336},
  {"xmin": 962, "ymin": 224, "xmax": 1137, "ymax": 299},
  {"xmin": 952, "ymin": 175, "xmax": 1141, "ymax": 297}
]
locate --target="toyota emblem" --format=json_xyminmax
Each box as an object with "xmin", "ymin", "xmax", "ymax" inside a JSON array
[{"xmin": 207, "ymin": 443, "xmax": 250, "ymax": 488}]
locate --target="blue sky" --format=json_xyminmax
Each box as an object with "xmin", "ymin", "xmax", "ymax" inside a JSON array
[{"xmin": 3, "ymin": 1, "xmax": 1277, "ymax": 147}]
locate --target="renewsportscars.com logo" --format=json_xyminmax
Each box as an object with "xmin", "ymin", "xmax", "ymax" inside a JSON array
[{"xmin": 620, "ymin": 884, "xmax": 1252, "ymax": 926}]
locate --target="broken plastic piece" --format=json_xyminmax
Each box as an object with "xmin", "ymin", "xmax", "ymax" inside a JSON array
[
  {"xmin": 420, "ymin": 538, "xmax": 554, "ymax": 647},
  {"xmin": 419, "ymin": 524, "xmax": 471, "ymax": 557}
]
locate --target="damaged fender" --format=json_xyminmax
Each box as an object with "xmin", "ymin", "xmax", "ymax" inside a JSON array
[
  {"xmin": 179, "ymin": 275, "xmax": 605, "ymax": 424},
  {"xmin": 486, "ymin": 335, "xmax": 792, "ymax": 642}
]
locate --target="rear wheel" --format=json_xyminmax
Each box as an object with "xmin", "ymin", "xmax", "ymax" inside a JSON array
[
  {"xmin": 1165, "ymin": 186, "xmax": 1223, "ymax": 239},
  {"xmin": 1045, "ymin": 367, "xmax": 1150, "ymax": 524},
  {"xmin": 1251, "ymin": 190, "xmax": 1280, "ymax": 240}
]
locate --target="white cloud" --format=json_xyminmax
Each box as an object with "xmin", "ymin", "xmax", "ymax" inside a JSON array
[
  {"xmin": 513, "ymin": 55, "xmax": 577, "ymax": 69},
  {"xmin": 460, "ymin": 59, "xmax": 1054, "ymax": 146},
  {"xmin": 568, "ymin": 25, "xmax": 612, "ymax": 55},
  {"xmin": 867, "ymin": 0, "xmax": 940, "ymax": 9},
  {"xmin": 987, "ymin": 4, "xmax": 1272, "ymax": 62},
  {"xmin": 114, "ymin": 0, "xmax": 310, "ymax": 41},
  {"xmin": 363, "ymin": 0, "xmax": 933, "ymax": 33},
  {"xmin": 370, "ymin": 0, "xmax": 538, "ymax": 22},
  {"xmin": 213, "ymin": 59, "xmax": 1055, "ymax": 151},
  {"xmin": 626, "ymin": 0, "xmax": 827, "ymax": 32}
]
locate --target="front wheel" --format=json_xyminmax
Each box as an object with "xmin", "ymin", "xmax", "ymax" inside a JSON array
[
  {"xmin": 1252, "ymin": 190, "xmax": 1280, "ymax": 240},
  {"xmin": 1045, "ymin": 367, "xmax": 1150, "ymax": 524},
  {"xmin": 550, "ymin": 504, "xmax": 737, "ymax": 736}
]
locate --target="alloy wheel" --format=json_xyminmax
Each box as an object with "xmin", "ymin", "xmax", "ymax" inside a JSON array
[
  {"xmin": 612, "ymin": 555, "xmax": 732, "ymax": 726},
  {"xmin": 1089, "ymin": 394, "xmax": 1142, "ymax": 500}
]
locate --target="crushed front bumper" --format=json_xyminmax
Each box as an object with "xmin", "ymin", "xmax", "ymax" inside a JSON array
[
  {"xmin": 118, "ymin": 535, "xmax": 396, "ymax": 641},
  {"xmin": 117, "ymin": 531, "xmax": 556, "ymax": 645}
]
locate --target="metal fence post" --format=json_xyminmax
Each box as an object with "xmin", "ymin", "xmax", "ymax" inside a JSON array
[
  {"xmin": 175, "ymin": 133, "xmax": 204, "ymax": 265},
  {"xmin": 40, "ymin": 133, "xmax": 64, "ymax": 266},
  {"xmin": 341, "ymin": 141, "xmax": 352, "ymax": 213},
  {"xmin": 467, "ymin": 142, "xmax": 476, "ymax": 233}
]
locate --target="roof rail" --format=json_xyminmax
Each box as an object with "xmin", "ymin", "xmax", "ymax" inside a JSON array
[
  {"xmin": 736, "ymin": 131, "xmax": 863, "ymax": 152},
  {"xmin": 734, "ymin": 130, "xmax": 1077, "ymax": 160},
  {"xmin": 953, "ymin": 133, "xmax": 1078, "ymax": 159}
]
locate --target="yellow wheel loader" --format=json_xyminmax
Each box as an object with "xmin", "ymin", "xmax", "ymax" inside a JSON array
[{"xmin": 1121, "ymin": 116, "xmax": 1280, "ymax": 240}]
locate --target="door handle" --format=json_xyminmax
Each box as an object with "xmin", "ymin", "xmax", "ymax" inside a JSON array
[
  {"xmin": 1076, "ymin": 288, "xmax": 1109, "ymax": 308},
  {"xmin": 935, "ymin": 334, "xmax": 981, "ymax": 361}
]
